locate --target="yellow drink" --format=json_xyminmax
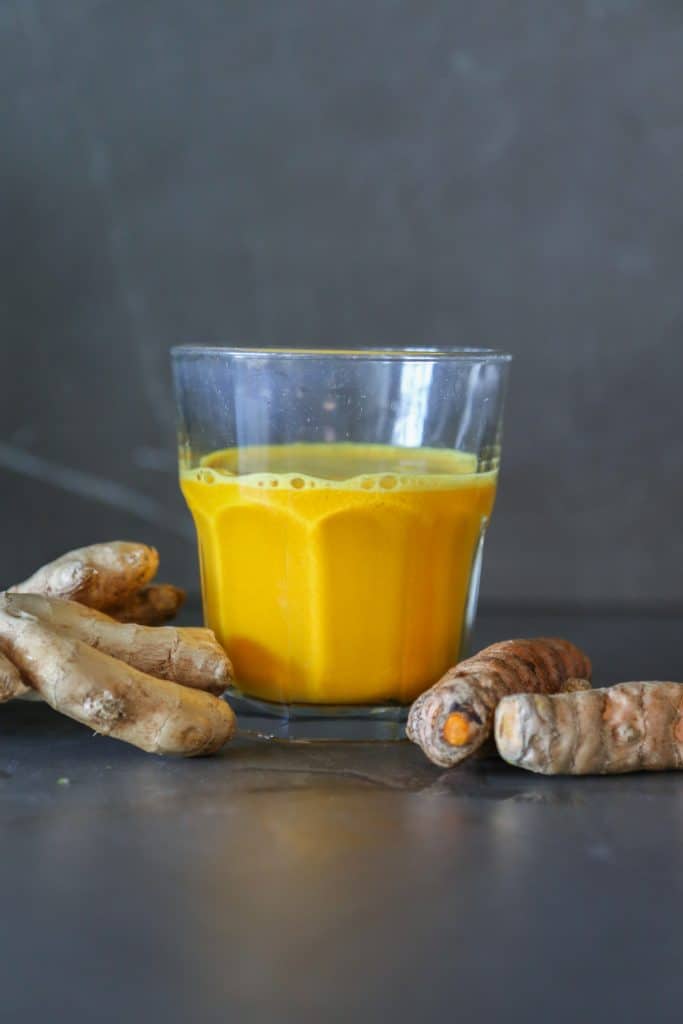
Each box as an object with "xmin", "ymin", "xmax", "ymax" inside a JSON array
[{"xmin": 181, "ymin": 444, "xmax": 497, "ymax": 706}]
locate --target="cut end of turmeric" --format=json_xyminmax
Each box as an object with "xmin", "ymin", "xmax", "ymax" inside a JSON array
[
  {"xmin": 443, "ymin": 712, "xmax": 475, "ymax": 747},
  {"xmin": 494, "ymin": 698, "xmax": 523, "ymax": 762}
]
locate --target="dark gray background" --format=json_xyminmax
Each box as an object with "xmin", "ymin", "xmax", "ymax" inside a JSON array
[{"xmin": 2, "ymin": 0, "xmax": 682, "ymax": 606}]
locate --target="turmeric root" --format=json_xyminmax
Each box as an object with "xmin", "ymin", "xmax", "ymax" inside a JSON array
[
  {"xmin": 0, "ymin": 650, "xmax": 29, "ymax": 702},
  {"xmin": 407, "ymin": 638, "xmax": 592, "ymax": 768},
  {"xmin": 0, "ymin": 606, "xmax": 235, "ymax": 756},
  {"xmin": 10, "ymin": 541, "xmax": 159, "ymax": 611},
  {"xmin": 108, "ymin": 583, "xmax": 186, "ymax": 625},
  {"xmin": 1, "ymin": 594, "xmax": 232, "ymax": 695},
  {"xmin": 495, "ymin": 681, "xmax": 683, "ymax": 775}
]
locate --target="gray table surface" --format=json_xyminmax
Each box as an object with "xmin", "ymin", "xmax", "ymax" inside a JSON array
[{"xmin": 2, "ymin": 607, "xmax": 682, "ymax": 1023}]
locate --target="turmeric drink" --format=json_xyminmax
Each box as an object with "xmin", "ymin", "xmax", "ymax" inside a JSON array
[{"xmin": 181, "ymin": 443, "xmax": 497, "ymax": 706}]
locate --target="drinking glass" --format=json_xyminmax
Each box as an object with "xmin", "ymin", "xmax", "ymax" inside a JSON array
[{"xmin": 172, "ymin": 346, "xmax": 511, "ymax": 739}]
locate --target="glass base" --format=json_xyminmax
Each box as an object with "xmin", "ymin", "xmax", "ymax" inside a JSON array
[{"xmin": 226, "ymin": 688, "xmax": 408, "ymax": 741}]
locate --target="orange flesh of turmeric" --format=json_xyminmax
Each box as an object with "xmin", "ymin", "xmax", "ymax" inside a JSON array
[{"xmin": 443, "ymin": 712, "xmax": 474, "ymax": 746}]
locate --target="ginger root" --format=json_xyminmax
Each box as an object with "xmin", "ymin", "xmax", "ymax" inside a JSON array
[
  {"xmin": 9, "ymin": 540, "xmax": 187, "ymax": 627},
  {"xmin": 407, "ymin": 638, "xmax": 592, "ymax": 768},
  {"xmin": 2, "ymin": 594, "xmax": 232, "ymax": 695},
  {"xmin": 0, "ymin": 649, "xmax": 29, "ymax": 702},
  {"xmin": 108, "ymin": 583, "xmax": 186, "ymax": 625},
  {"xmin": 0, "ymin": 605, "xmax": 235, "ymax": 756},
  {"xmin": 11, "ymin": 541, "xmax": 160, "ymax": 612},
  {"xmin": 1, "ymin": 541, "xmax": 236, "ymax": 756},
  {"xmin": 495, "ymin": 680, "xmax": 683, "ymax": 775}
]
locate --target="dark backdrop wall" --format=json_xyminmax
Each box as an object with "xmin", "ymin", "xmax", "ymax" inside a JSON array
[{"xmin": 2, "ymin": 1, "xmax": 683, "ymax": 606}]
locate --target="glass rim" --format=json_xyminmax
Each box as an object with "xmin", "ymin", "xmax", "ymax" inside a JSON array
[{"xmin": 171, "ymin": 344, "xmax": 512, "ymax": 364}]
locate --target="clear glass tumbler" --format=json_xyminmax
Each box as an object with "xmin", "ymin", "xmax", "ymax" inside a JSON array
[{"xmin": 172, "ymin": 346, "xmax": 511, "ymax": 740}]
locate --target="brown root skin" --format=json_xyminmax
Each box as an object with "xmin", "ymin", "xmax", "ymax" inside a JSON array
[
  {"xmin": 406, "ymin": 638, "xmax": 592, "ymax": 769},
  {"xmin": 109, "ymin": 583, "xmax": 186, "ymax": 625},
  {"xmin": 562, "ymin": 678, "xmax": 593, "ymax": 693},
  {"xmin": 0, "ymin": 650, "xmax": 29, "ymax": 702},
  {"xmin": 0, "ymin": 607, "xmax": 235, "ymax": 756},
  {"xmin": 10, "ymin": 541, "xmax": 159, "ymax": 610},
  {"xmin": 495, "ymin": 681, "xmax": 683, "ymax": 775},
  {"xmin": 2, "ymin": 593, "xmax": 232, "ymax": 695}
]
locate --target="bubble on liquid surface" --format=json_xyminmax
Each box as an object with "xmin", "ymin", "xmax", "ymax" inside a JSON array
[
  {"xmin": 291, "ymin": 477, "xmax": 305, "ymax": 489},
  {"xmin": 197, "ymin": 469, "xmax": 216, "ymax": 484},
  {"xmin": 379, "ymin": 474, "xmax": 398, "ymax": 490}
]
